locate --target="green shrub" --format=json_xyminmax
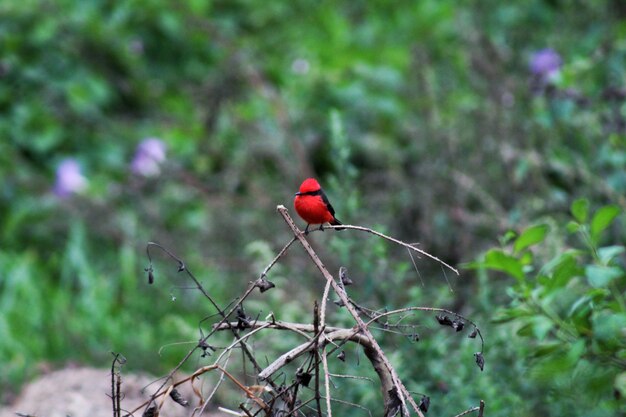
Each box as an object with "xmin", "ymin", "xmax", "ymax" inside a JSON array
[{"xmin": 469, "ymin": 199, "xmax": 625, "ymax": 416}]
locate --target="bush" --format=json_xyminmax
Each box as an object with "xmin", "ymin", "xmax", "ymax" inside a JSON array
[{"xmin": 469, "ymin": 199, "xmax": 625, "ymax": 416}]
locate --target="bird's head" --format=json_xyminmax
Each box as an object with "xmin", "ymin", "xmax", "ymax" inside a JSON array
[{"xmin": 295, "ymin": 178, "xmax": 321, "ymax": 195}]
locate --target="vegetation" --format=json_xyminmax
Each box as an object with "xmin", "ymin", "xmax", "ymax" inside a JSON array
[
  {"xmin": 469, "ymin": 200, "xmax": 625, "ymax": 415},
  {"xmin": 1, "ymin": 0, "xmax": 625, "ymax": 415}
]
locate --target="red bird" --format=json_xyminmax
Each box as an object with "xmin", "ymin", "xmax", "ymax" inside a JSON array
[{"xmin": 294, "ymin": 178, "xmax": 344, "ymax": 234}]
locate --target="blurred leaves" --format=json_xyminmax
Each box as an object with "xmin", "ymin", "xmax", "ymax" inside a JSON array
[
  {"xmin": 476, "ymin": 249, "xmax": 525, "ymax": 282},
  {"xmin": 513, "ymin": 224, "xmax": 549, "ymax": 254},
  {"xmin": 585, "ymin": 265, "xmax": 623, "ymax": 288},
  {"xmin": 472, "ymin": 199, "xmax": 625, "ymax": 414},
  {"xmin": 591, "ymin": 205, "xmax": 621, "ymax": 243}
]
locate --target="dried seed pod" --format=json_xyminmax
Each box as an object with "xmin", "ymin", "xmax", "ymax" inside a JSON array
[
  {"xmin": 339, "ymin": 266, "xmax": 353, "ymax": 286},
  {"xmin": 474, "ymin": 352, "xmax": 485, "ymax": 371},
  {"xmin": 256, "ymin": 277, "xmax": 276, "ymax": 293},
  {"xmin": 198, "ymin": 340, "xmax": 216, "ymax": 358},
  {"xmin": 418, "ymin": 395, "xmax": 430, "ymax": 413},
  {"xmin": 452, "ymin": 320, "xmax": 464, "ymax": 332},
  {"xmin": 295, "ymin": 368, "xmax": 312, "ymax": 387},
  {"xmin": 169, "ymin": 388, "xmax": 189, "ymax": 407},
  {"xmin": 145, "ymin": 267, "xmax": 155, "ymax": 284},
  {"xmin": 436, "ymin": 315, "xmax": 453, "ymax": 326},
  {"xmin": 236, "ymin": 306, "xmax": 251, "ymax": 329},
  {"xmin": 142, "ymin": 404, "xmax": 157, "ymax": 417}
]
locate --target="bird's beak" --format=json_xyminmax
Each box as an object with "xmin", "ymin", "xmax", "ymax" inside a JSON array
[{"xmin": 294, "ymin": 192, "xmax": 301, "ymax": 196}]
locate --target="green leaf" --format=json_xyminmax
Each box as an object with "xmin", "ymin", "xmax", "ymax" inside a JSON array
[
  {"xmin": 590, "ymin": 205, "xmax": 620, "ymax": 242},
  {"xmin": 566, "ymin": 221, "xmax": 580, "ymax": 233},
  {"xmin": 519, "ymin": 251, "xmax": 534, "ymax": 266},
  {"xmin": 568, "ymin": 339, "xmax": 586, "ymax": 362},
  {"xmin": 529, "ymin": 340, "xmax": 586, "ymax": 381},
  {"xmin": 597, "ymin": 245, "xmax": 625, "ymax": 265},
  {"xmin": 482, "ymin": 249, "xmax": 525, "ymax": 282},
  {"xmin": 585, "ymin": 265, "xmax": 623, "ymax": 287},
  {"xmin": 491, "ymin": 305, "xmax": 533, "ymax": 323},
  {"xmin": 592, "ymin": 312, "xmax": 626, "ymax": 344},
  {"xmin": 516, "ymin": 321, "xmax": 533, "ymax": 337},
  {"xmin": 530, "ymin": 342, "xmax": 564, "ymax": 358},
  {"xmin": 514, "ymin": 224, "xmax": 549, "ymax": 254},
  {"xmin": 501, "ymin": 230, "xmax": 518, "ymax": 245},
  {"xmin": 568, "ymin": 295, "xmax": 591, "ymax": 318},
  {"xmin": 531, "ymin": 315, "xmax": 554, "ymax": 340},
  {"xmin": 568, "ymin": 289, "xmax": 607, "ymax": 318},
  {"xmin": 571, "ymin": 198, "xmax": 589, "ymax": 223},
  {"xmin": 538, "ymin": 250, "xmax": 582, "ymax": 289}
]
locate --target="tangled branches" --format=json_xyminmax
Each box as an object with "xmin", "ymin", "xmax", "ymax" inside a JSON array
[{"xmin": 123, "ymin": 205, "xmax": 485, "ymax": 417}]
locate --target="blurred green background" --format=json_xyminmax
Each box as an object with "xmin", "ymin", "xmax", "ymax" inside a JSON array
[{"xmin": 1, "ymin": 0, "xmax": 626, "ymax": 415}]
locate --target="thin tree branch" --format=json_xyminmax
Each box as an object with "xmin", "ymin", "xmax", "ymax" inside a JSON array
[
  {"xmin": 362, "ymin": 306, "xmax": 485, "ymax": 352},
  {"xmin": 213, "ymin": 320, "xmax": 336, "ymax": 337},
  {"xmin": 313, "ymin": 301, "xmax": 323, "ymax": 417},
  {"xmin": 143, "ymin": 243, "xmax": 283, "ymax": 405},
  {"xmin": 124, "ymin": 364, "xmax": 269, "ymax": 416},
  {"xmin": 321, "ymin": 347, "xmax": 333, "ymax": 417},
  {"xmin": 453, "ymin": 401, "xmax": 485, "ymax": 417},
  {"xmin": 321, "ymin": 224, "xmax": 459, "ymax": 275},
  {"xmin": 276, "ymin": 205, "xmax": 425, "ymax": 417},
  {"xmin": 192, "ymin": 349, "xmax": 233, "ymax": 417},
  {"xmin": 260, "ymin": 236, "xmax": 297, "ymax": 278},
  {"xmin": 320, "ymin": 276, "xmax": 334, "ymax": 417}
]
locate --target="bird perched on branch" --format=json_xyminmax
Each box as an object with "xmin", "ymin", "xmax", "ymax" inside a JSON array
[{"xmin": 294, "ymin": 178, "xmax": 345, "ymax": 234}]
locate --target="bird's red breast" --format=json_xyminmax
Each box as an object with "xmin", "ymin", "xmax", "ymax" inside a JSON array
[{"xmin": 294, "ymin": 178, "xmax": 339, "ymax": 225}]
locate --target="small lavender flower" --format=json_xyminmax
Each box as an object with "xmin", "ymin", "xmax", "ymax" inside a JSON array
[
  {"xmin": 131, "ymin": 138, "xmax": 167, "ymax": 177},
  {"xmin": 53, "ymin": 159, "xmax": 87, "ymax": 198},
  {"xmin": 529, "ymin": 48, "xmax": 562, "ymax": 79},
  {"xmin": 291, "ymin": 58, "xmax": 310, "ymax": 75}
]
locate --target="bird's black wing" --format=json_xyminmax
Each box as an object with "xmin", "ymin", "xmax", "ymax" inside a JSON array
[{"xmin": 319, "ymin": 188, "xmax": 336, "ymax": 216}]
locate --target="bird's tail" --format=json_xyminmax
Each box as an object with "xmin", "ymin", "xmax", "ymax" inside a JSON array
[{"xmin": 331, "ymin": 218, "xmax": 345, "ymax": 231}]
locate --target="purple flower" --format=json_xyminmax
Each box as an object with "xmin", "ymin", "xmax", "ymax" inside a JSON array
[
  {"xmin": 53, "ymin": 159, "xmax": 88, "ymax": 198},
  {"xmin": 131, "ymin": 138, "xmax": 167, "ymax": 177},
  {"xmin": 529, "ymin": 48, "xmax": 562, "ymax": 78}
]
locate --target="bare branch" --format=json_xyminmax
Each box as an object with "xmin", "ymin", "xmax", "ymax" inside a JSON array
[
  {"xmin": 362, "ymin": 306, "xmax": 485, "ymax": 352},
  {"xmin": 321, "ymin": 223, "xmax": 459, "ymax": 275},
  {"xmin": 453, "ymin": 404, "xmax": 483, "ymax": 417},
  {"xmin": 125, "ymin": 364, "xmax": 269, "ymax": 416},
  {"xmin": 142, "ymin": 242, "xmax": 283, "ymax": 406},
  {"xmin": 192, "ymin": 349, "xmax": 233, "ymax": 416},
  {"xmin": 321, "ymin": 346, "xmax": 333, "ymax": 417},
  {"xmin": 136, "ymin": 204, "xmax": 481, "ymax": 417},
  {"xmin": 320, "ymin": 276, "xmax": 334, "ymax": 417},
  {"xmin": 276, "ymin": 205, "xmax": 425, "ymax": 417},
  {"xmin": 213, "ymin": 319, "xmax": 341, "ymax": 336},
  {"xmin": 260, "ymin": 236, "xmax": 297, "ymax": 278}
]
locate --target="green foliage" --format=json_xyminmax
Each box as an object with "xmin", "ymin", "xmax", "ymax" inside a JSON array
[
  {"xmin": 1, "ymin": 0, "xmax": 626, "ymax": 415},
  {"xmin": 0, "ymin": 220, "xmax": 216, "ymax": 389},
  {"xmin": 470, "ymin": 199, "xmax": 625, "ymax": 415}
]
